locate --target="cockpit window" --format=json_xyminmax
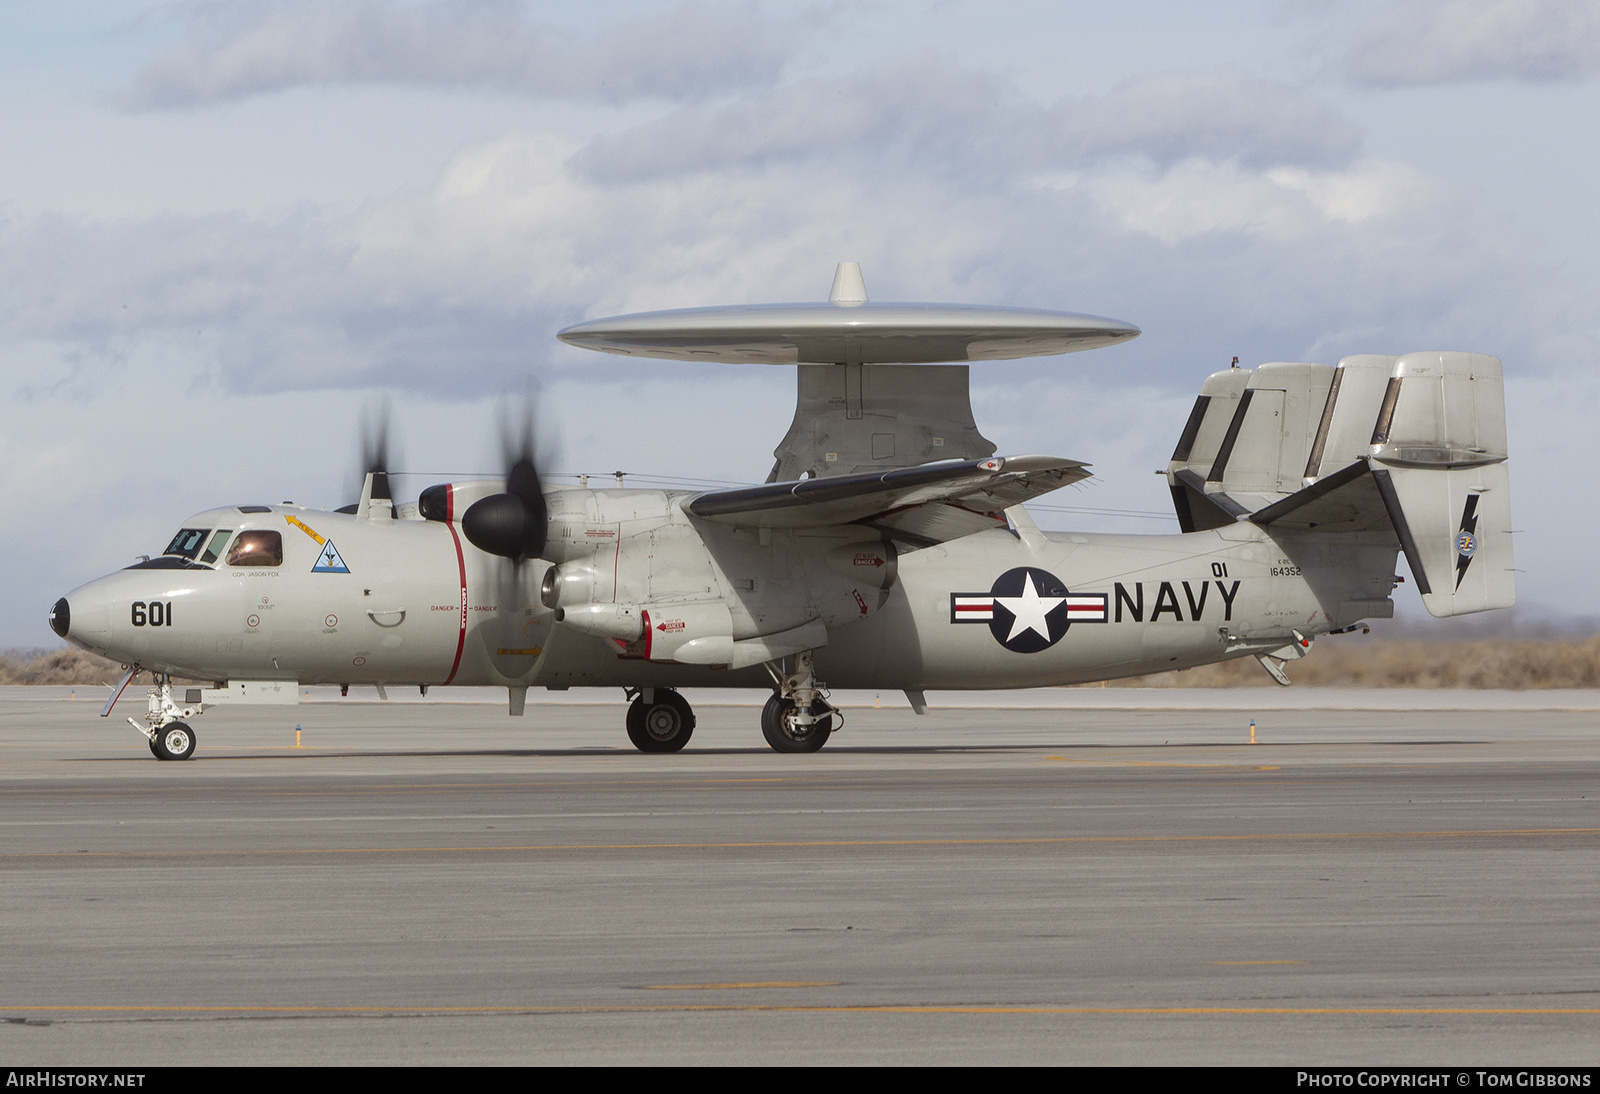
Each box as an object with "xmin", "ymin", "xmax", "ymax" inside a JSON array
[
  {"xmin": 198, "ymin": 530, "xmax": 233, "ymax": 565},
  {"xmin": 225, "ymin": 530, "xmax": 283, "ymax": 567},
  {"xmin": 163, "ymin": 528, "xmax": 209, "ymax": 559}
]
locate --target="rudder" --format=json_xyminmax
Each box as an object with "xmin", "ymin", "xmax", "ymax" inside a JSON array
[{"xmin": 1369, "ymin": 352, "xmax": 1513, "ymax": 617}]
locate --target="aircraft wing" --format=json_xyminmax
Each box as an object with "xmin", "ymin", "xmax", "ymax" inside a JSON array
[{"xmin": 686, "ymin": 455, "xmax": 1088, "ymax": 541}]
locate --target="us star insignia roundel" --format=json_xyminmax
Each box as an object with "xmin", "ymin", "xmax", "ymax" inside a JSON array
[{"xmin": 950, "ymin": 567, "xmax": 1107, "ymax": 653}]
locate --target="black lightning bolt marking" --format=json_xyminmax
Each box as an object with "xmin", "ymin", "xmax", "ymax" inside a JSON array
[{"xmin": 1455, "ymin": 494, "xmax": 1481, "ymax": 590}]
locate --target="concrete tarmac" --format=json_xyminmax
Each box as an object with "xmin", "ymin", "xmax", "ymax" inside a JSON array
[{"xmin": 1, "ymin": 687, "xmax": 1597, "ymax": 1065}]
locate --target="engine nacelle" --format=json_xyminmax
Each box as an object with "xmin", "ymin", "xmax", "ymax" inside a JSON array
[
  {"xmin": 556, "ymin": 603, "xmax": 645, "ymax": 642},
  {"xmin": 559, "ymin": 598, "xmax": 737, "ymax": 664},
  {"xmin": 540, "ymin": 489, "xmax": 898, "ymax": 666},
  {"xmin": 636, "ymin": 601, "xmax": 735, "ymax": 664},
  {"xmin": 541, "ymin": 563, "xmax": 607, "ymax": 610},
  {"xmin": 825, "ymin": 540, "xmax": 897, "ymax": 591}
]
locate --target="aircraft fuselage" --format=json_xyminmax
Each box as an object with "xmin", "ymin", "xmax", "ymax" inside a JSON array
[{"xmin": 56, "ymin": 490, "xmax": 1396, "ymax": 693}]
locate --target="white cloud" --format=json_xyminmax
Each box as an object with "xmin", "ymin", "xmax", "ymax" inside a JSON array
[
  {"xmin": 572, "ymin": 59, "xmax": 1019, "ymax": 181},
  {"xmin": 1052, "ymin": 157, "xmax": 1444, "ymax": 246},
  {"xmin": 1057, "ymin": 68, "xmax": 1362, "ymax": 168},
  {"xmin": 575, "ymin": 63, "xmax": 1362, "ymax": 183},
  {"xmin": 124, "ymin": 0, "xmax": 803, "ymax": 108},
  {"xmin": 0, "ymin": 107, "xmax": 1570, "ymax": 407},
  {"xmin": 1346, "ymin": 0, "xmax": 1600, "ymax": 85}
]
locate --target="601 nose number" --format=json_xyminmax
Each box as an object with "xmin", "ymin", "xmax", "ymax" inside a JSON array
[{"xmin": 131, "ymin": 601, "xmax": 173, "ymax": 627}]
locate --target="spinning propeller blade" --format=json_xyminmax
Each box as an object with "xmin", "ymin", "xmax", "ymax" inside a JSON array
[
  {"xmin": 338, "ymin": 396, "xmax": 403, "ymax": 515},
  {"xmin": 360, "ymin": 398, "xmax": 395, "ymax": 506}
]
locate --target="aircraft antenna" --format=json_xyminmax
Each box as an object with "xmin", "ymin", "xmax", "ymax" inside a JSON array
[{"xmin": 828, "ymin": 262, "xmax": 868, "ymax": 307}]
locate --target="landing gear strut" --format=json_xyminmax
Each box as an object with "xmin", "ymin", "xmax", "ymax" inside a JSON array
[
  {"xmin": 761, "ymin": 650, "xmax": 838, "ymax": 753},
  {"xmin": 128, "ymin": 675, "xmax": 201, "ymax": 761},
  {"xmin": 625, "ymin": 687, "xmax": 695, "ymax": 753}
]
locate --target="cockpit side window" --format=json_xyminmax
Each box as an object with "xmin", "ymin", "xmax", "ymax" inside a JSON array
[
  {"xmin": 164, "ymin": 528, "xmax": 209, "ymax": 559},
  {"xmin": 225, "ymin": 530, "xmax": 283, "ymax": 567},
  {"xmin": 198, "ymin": 530, "xmax": 233, "ymax": 565}
]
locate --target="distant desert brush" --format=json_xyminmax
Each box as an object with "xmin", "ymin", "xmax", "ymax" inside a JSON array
[
  {"xmin": 0, "ymin": 648, "xmax": 160, "ymax": 686},
  {"xmin": 1101, "ymin": 635, "xmax": 1600, "ymax": 688}
]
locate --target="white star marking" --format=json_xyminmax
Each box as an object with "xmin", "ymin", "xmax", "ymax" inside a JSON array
[{"xmin": 994, "ymin": 572, "xmax": 1066, "ymax": 643}]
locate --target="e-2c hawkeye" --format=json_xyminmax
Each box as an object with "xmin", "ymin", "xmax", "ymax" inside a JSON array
[{"xmin": 50, "ymin": 264, "xmax": 1514, "ymax": 758}]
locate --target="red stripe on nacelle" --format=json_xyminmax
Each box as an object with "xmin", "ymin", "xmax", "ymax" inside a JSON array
[{"xmin": 442, "ymin": 484, "xmax": 469, "ymax": 686}]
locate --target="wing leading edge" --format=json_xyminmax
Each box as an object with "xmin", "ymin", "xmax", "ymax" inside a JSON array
[{"xmin": 686, "ymin": 455, "xmax": 1088, "ymax": 542}]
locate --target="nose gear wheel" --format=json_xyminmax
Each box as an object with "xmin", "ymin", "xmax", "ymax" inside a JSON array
[{"xmin": 151, "ymin": 722, "xmax": 196, "ymax": 761}]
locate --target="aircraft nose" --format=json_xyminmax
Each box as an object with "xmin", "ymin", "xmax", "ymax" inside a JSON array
[{"xmin": 49, "ymin": 597, "xmax": 70, "ymax": 639}]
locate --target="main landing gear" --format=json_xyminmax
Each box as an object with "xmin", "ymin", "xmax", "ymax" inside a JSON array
[
  {"xmin": 622, "ymin": 650, "xmax": 840, "ymax": 754},
  {"xmin": 128, "ymin": 675, "xmax": 201, "ymax": 761},
  {"xmin": 760, "ymin": 649, "xmax": 838, "ymax": 754},
  {"xmin": 625, "ymin": 687, "xmax": 695, "ymax": 753}
]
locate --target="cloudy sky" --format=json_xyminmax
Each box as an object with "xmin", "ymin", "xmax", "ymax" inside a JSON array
[{"xmin": 5, "ymin": 0, "xmax": 1599, "ymax": 646}]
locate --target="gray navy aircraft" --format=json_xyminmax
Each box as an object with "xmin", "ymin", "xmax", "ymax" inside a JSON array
[{"xmin": 50, "ymin": 264, "xmax": 1514, "ymax": 758}]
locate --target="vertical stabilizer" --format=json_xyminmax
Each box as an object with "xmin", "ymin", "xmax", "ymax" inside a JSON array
[
  {"xmin": 1167, "ymin": 368, "xmax": 1250, "ymax": 531},
  {"xmin": 1369, "ymin": 352, "xmax": 1513, "ymax": 617},
  {"xmin": 1166, "ymin": 363, "xmax": 1334, "ymax": 528},
  {"xmin": 1209, "ymin": 362, "xmax": 1334, "ymax": 497},
  {"xmin": 1303, "ymin": 355, "xmax": 1397, "ymax": 482}
]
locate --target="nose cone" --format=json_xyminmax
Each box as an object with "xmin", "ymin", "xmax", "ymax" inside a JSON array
[{"xmin": 54, "ymin": 580, "xmax": 113, "ymax": 651}]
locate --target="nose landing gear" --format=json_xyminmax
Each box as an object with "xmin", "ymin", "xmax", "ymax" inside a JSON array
[{"xmin": 122, "ymin": 674, "xmax": 203, "ymax": 761}]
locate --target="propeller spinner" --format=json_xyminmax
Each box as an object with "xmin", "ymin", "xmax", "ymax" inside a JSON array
[
  {"xmin": 462, "ymin": 399, "xmax": 550, "ymax": 562},
  {"xmin": 462, "ymin": 457, "xmax": 548, "ymax": 561}
]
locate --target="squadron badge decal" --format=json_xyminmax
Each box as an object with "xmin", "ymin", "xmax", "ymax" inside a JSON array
[
  {"xmin": 950, "ymin": 567, "xmax": 1107, "ymax": 653},
  {"xmin": 311, "ymin": 540, "xmax": 351, "ymax": 574},
  {"xmin": 1454, "ymin": 493, "xmax": 1481, "ymax": 589}
]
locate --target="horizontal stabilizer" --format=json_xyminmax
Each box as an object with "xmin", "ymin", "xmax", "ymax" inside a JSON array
[
  {"xmin": 1248, "ymin": 460, "xmax": 1391, "ymax": 534},
  {"xmin": 687, "ymin": 455, "xmax": 1088, "ymax": 536}
]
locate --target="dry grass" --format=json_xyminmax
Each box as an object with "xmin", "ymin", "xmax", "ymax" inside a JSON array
[
  {"xmin": 8, "ymin": 638, "xmax": 1600, "ymax": 689},
  {"xmin": 1103, "ymin": 636, "xmax": 1600, "ymax": 688},
  {"xmin": 0, "ymin": 648, "xmax": 164, "ymax": 686}
]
